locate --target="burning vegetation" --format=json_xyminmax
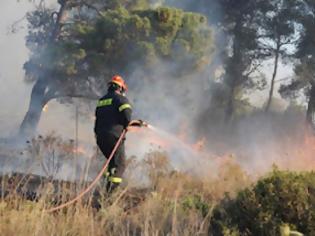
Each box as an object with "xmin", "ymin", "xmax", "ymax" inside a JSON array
[
  {"xmin": 1, "ymin": 118, "xmax": 315, "ymax": 235},
  {"xmin": 2, "ymin": 0, "xmax": 315, "ymax": 235},
  {"xmin": 0, "ymin": 133, "xmax": 251, "ymax": 235},
  {"xmin": 0, "ymin": 133, "xmax": 313, "ymax": 235}
]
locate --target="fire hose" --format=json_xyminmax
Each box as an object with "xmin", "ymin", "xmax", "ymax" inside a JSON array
[{"xmin": 45, "ymin": 120, "xmax": 146, "ymax": 213}]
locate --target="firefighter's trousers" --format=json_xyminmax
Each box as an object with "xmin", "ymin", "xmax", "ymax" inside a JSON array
[{"xmin": 96, "ymin": 132, "xmax": 126, "ymax": 192}]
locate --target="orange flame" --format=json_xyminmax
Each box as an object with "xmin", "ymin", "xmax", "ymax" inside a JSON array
[
  {"xmin": 42, "ymin": 104, "xmax": 49, "ymax": 112},
  {"xmin": 73, "ymin": 146, "xmax": 88, "ymax": 155},
  {"xmin": 193, "ymin": 137, "xmax": 206, "ymax": 152}
]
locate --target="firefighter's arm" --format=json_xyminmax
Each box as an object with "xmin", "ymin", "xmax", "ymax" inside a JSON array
[{"xmin": 118, "ymin": 97, "xmax": 132, "ymax": 128}]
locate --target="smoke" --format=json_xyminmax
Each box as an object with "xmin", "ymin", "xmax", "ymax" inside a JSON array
[
  {"xmin": 0, "ymin": 0, "xmax": 218, "ymax": 181},
  {"xmin": 0, "ymin": 0, "xmax": 313, "ymax": 185},
  {"xmin": 121, "ymin": 0, "xmax": 314, "ymax": 179},
  {"xmin": 0, "ymin": 0, "xmax": 96, "ymax": 180},
  {"xmin": 212, "ymin": 111, "xmax": 309, "ymax": 175},
  {"xmin": 0, "ymin": 0, "xmax": 33, "ymax": 137},
  {"xmin": 0, "ymin": 0, "xmax": 93, "ymax": 142},
  {"xmin": 128, "ymin": 62, "xmax": 211, "ymax": 138}
]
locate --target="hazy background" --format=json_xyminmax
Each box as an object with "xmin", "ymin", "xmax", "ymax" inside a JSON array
[
  {"xmin": 0, "ymin": 0, "xmax": 95, "ymax": 143},
  {"xmin": 0, "ymin": 1, "xmax": 307, "ymax": 176},
  {"xmin": 0, "ymin": 0, "xmax": 32, "ymax": 137},
  {"xmin": 0, "ymin": 0, "xmax": 293, "ymax": 140}
]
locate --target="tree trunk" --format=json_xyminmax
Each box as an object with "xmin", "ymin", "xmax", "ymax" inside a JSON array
[
  {"xmin": 224, "ymin": 21, "xmax": 242, "ymax": 123},
  {"xmin": 19, "ymin": 1, "xmax": 69, "ymax": 137},
  {"xmin": 19, "ymin": 78, "xmax": 49, "ymax": 137},
  {"xmin": 225, "ymin": 85, "xmax": 236, "ymax": 123},
  {"xmin": 306, "ymin": 83, "xmax": 315, "ymax": 128},
  {"xmin": 265, "ymin": 39, "xmax": 281, "ymax": 112}
]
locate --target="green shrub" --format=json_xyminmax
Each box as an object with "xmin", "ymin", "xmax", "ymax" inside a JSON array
[
  {"xmin": 209, "ymin": 169, "xmax": 315, "ymax": 235},
  {"xmin": 182, "ymin": 194, "xmax": 210, "ymax": 217}
]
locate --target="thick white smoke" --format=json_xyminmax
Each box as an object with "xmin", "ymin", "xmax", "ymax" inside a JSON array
[
  {"xmin": 0, "ymin": 0, "xmax": 311, "ymax": 183},
  {"xmin": 0, "ymin": 0, "xmax": 33, "ymax": 137}
]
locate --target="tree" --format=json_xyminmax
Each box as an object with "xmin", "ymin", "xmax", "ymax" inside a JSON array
[
  {"xmin": 19, "ymin": 0, "xmax": 214, "ymax": 136},
  {"xmin": 165, "ymin": 0, "xmax": 274, "ymax": 123},
  {"xmin": 220, "ymin": 0, "xmax": 303, "ymax": 118},
  {"xmin": 20, "ymin": 0, "xmax": 69, "ymax": 136},
  {"xmin": 279, "ymin": 0, "xmax": 315, "ymax": 127},
  {"xmin": 259, "ymin": 0, "xmax": 302, "ymax": 112},
  {"xmin": 215, "ymin": 0, "xmax": 269, "ymax": 121}
]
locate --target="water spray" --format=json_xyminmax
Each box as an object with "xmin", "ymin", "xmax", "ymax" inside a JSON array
[
  {"xmin": 146, "ymin": 124, "xmax": 202, "ymax": 156},
  {"xmin": 29, "ymin": 119, "xmax": 203, "ymax": 213}
]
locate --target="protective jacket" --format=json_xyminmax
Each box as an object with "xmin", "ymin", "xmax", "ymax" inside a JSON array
[
  {"xmin": 94, "ymin": 91, "xmax": 132, "ymax": 137},
  {"xmin": 94, "ymin": 90, "xmax": 132, "ymax": 192}
]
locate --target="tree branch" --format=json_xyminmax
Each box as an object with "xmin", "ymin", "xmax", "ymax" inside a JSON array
[
  {"xmin": 50, "ymin": 0, "xmax": 69, "ymax": 41},
  {"xmin": 8, "ymin": 14, "xmax": 27, "ymax": 34},
  {"xmin": 244, "ymin": 62, "xmax": 262, "ymax": 78},
  {"xmin": 45, "ymin": 92, "xmax": 99, "ymax": 102},
  {"xmin": 274, "ymin": 76, "xmax": 293, "ymax": 84},
  {"xmin": 80, "ymin": 1, "xmax": 103, "ymax": 17}
]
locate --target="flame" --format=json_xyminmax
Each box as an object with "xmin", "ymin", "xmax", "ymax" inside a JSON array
[
  {"xmin": 177, "ymin": 122, "xmax": 208, "ymax": 153},
  {"xmin": 61, "ymin": 144, "xmax": 88, "ymax": 156},
  {"xmin": 211, "ymin": 129, "xmax": 315, "ymax": 175},
  {"xmin": 73, "ymin": 146, "xmax": 88, "ymax": 155},
  {"xmin": 193, "ymin": 137, "xmax": 206, "ymax": 152},
  {"xmin": 283, "ymin": 132, "xmax": 315, "ymax": 171},
  {"xmin": 127, "ymin": 123, "xmax": 315, "ymax": 175},
  {"xmin": 42, "ymin": 104, "xmax": 49, "ymax": 112}
]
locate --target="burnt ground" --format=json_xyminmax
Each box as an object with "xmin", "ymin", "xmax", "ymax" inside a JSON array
[{"xmin": 0, "ymin": 171, "xmax": 150, "ymax": 212}]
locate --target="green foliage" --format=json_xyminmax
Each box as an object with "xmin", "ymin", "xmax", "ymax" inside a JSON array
[
  {"xmin": 210, "ymin": 170, "xmax": 315, "ymax": 235},
  {"xmin": 25, "ymin": 3, "xmax": 213, "ymax": 94},
  {"xmin": 24, "ymin": 8, "xmax": 56, "ymax": 82},
  {"xmin": 105, "ymin": 0, "xmax": 150, "ymax": 11},
  {"xmin": 181, "ymin": 194, "xmax": 210, "ymax": 217},
  {"xmin": 278, "ymin": 0, "xmax": 315, "ymax": 124},
  {"xmin": 76, "ymin": 6, "xmax": 213, "ymax": 77}
]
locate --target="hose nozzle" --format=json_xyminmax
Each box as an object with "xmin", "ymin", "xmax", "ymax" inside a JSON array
[{"xmin": 129, "ymin": 120, "xmax": 149, "ymax": 128}]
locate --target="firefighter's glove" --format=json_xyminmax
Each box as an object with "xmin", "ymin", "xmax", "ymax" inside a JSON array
[{"xmin": 129, "ymin": 119, "xmax": 148, "ymax": 127}]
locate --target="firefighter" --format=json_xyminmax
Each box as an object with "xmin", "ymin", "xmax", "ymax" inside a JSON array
[{"xmin": 94, "ymin": 75, "xmax": 141, "ymax": 192}]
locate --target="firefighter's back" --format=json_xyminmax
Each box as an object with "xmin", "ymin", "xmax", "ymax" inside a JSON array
[{"xmin": 94, "ymin": 91, "xmax": 131, "ymax": 138}]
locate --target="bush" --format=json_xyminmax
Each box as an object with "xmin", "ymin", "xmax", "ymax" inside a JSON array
[{"xmin": 209, "ymin": 169, "xmax": 315, "ymax": 235}]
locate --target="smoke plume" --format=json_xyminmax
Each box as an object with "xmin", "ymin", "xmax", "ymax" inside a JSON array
[{"xmin": 0, "ymin": 0, "xmax": 313, "ymax": 183}]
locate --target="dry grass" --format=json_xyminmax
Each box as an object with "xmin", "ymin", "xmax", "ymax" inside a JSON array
[{"xmin": 0, "ymin": 135, "xmax": 252, "ymax": 236}]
